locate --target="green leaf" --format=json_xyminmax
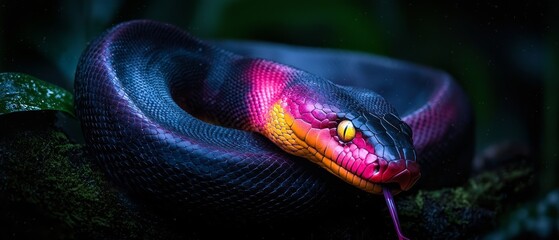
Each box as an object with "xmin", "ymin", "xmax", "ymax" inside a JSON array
[{"xmin": 0, "ymin": 72, "xmax": 75, "ymax": 117}]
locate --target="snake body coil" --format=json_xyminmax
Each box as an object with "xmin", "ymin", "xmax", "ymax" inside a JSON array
[{"xmin": 75, "ymin": 20, "xmax": 473, "ymax": 218}]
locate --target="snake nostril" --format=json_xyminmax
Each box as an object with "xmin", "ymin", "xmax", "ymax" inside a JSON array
[{"xmin": 374, "ymin": 163, "xmax": 380, "ymax": 174}]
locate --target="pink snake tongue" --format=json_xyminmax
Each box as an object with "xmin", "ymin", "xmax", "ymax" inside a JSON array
[{"xmin": 383, "ymin": 187, "xmax": 410, "ymax": 240}]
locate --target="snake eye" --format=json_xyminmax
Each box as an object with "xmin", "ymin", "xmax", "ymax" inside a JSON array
[{"xmin": 337, "ymin": 120, "xmax": 356, "ymax": 142}]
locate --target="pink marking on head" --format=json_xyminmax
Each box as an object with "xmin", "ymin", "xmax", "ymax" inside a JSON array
[
  {"xmin": 362, "ymin": 164, "xmax": 377, "ymax": 179},
  {"xmin": 351, "ymin": 132, "xmax": 375, "ymax": 153},
  {"xmin": 356, "ymin": 162, "xmax": 367, "ymax": 176},
  {"xmin": 312, "ymin": 109, "xmax": 327, "ymax": 120},
  {"xmin": 344, "ymin": 156, "xmax": 355, "ymax": 170},
  {"xmin": 327, "ymin": 138, "xmax": 340, "ymax": 154},
  {"xmin": 316, "ymin": 130, "xmax": 331, "ymax": 152},
  {"xmin": 351, "ymin": 159, "xmax": 363, "ymax": 173},
  {"xmin": 365, "ymin": 154, "xmax": 378, "ymax": 164},
  {"xmin": 301, "ymin": 113, "xmax": 315, "ymax": 123},
  {"xmin": 283, "ymin": 95, "xmax": 339, "ymax": 131},
  {"xmin": 300, "ymin": 104, "xmax": 314, "ymax": 113}
]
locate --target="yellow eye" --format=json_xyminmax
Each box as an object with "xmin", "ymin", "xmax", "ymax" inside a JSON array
[{"xmin": 337, "ymin": 120, "xmax": 356, "ymax": 142}]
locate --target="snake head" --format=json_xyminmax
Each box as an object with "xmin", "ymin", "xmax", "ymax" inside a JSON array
[{"xmin": 265, "ymin": 93, "xmax": 421, "ymax": 194}]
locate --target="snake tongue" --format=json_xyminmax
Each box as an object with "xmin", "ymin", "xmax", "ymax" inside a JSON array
[{"xmin": 383, "ymin": 187, "xmax": 410, "ymax": 240}]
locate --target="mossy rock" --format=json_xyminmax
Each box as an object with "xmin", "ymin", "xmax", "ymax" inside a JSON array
[{"xmin": 0, "ymin": 111, "xmax": 183, "ymax": 240}]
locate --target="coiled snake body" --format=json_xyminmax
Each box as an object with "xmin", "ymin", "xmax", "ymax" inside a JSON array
[{"xmin": 74, "ymin": 20, "xmax": 473, "ymax": 233}]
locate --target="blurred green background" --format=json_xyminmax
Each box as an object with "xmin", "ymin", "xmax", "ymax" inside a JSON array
[{"xmin": 1, "ymin": 0, "xmax": 557, "ymax": 207}]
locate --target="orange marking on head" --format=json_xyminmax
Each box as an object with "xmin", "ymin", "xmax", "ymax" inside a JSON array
[
  {"xmin": 305, "ymin": 128, "xmax": 320, "ymax": 147},
  {"xmin": 291, "ymin": 119, "xmax": 311, "ymax": 140},
  {"xmin": 315, "ymin": 130, "xmax": 331, "ymax": 153}
]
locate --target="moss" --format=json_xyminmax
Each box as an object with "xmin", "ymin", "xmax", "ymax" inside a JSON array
[
  {"xmin": 392, "ymin": 160, "xmax": 534, "ymax": 239},
  {"xmin": 0, "ymin": 111, "xmax": 185, "ymax": 240}
]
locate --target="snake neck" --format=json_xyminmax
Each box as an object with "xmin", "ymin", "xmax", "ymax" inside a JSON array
[
  {"xmin": 242, "ymin": 60, "xmax": 298, "ymax": 132},
  {"xmin": 171, "ymin": 56, "xmax": 297, "ymax": 133}
]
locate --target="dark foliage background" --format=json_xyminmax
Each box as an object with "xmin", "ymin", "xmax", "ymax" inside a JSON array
[{"xmin": 1, "ymin": 0, "xmax": 557, "ymax": 238}]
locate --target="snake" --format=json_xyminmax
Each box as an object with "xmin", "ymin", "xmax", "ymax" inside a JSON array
[{"xmin": 74, "ymin": 20, "xmax": 473, "ymax": 238}]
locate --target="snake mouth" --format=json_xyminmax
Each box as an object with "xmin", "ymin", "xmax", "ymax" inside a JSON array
[
  {"xmin": 319, "ymin": 155, "xmax": 420, "ymax": 194},
  {"xmin": 382, "ymin": 183, "xmax": 403, "ymax": 194}
]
